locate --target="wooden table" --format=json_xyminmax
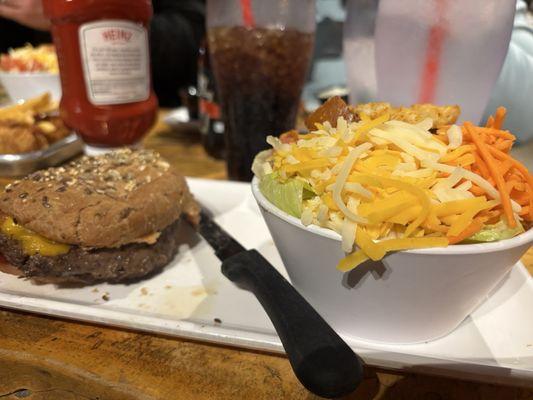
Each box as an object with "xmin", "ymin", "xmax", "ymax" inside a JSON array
[{"xmin": 0, "ymin": 114, "xmax": 532, "ymax": 400}]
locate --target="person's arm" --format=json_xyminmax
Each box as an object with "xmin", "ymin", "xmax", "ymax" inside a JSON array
[
  {"xmin": 150, "ymin": 0, "xmax": 205, "ymax": 107},
  {"xmin": 0, "ymin": 0, "xmax": 49, "ymax": 30},
  {"xmin": 484, "ymin": 0, "xmax": 533, "ymax": 143}
]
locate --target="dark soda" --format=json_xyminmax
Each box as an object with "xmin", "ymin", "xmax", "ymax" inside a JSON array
[{"xmin": 208, "ymin": 26, "xmax": 314, "ymax": 181}]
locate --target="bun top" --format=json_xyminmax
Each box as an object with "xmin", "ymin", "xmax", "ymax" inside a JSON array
[{"xmin": 0, "ymin": 149, "xmax": 198, "ymax": 248}]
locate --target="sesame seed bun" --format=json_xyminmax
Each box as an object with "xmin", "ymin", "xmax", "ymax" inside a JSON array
[{"xmin": 0, "ymin": 148, "xmax": 199, "ymax": 248}]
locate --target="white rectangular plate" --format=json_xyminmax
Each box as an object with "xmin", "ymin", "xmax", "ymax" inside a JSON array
[{"xmin": 0, "ymin": 178, "xmax": 532, "ymax": 386}]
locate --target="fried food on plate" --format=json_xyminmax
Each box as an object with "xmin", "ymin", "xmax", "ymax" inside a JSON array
[
  {"xmin": 351, "ymin": 102, "xmax": 461, "ymax": 128},
  {"xmin": 0, "ymin": 93, "xmax": 70, "ymax": 154},
  {"xmin": 305, "ymin": 96, "xmax": 460, "ymax": 130}
]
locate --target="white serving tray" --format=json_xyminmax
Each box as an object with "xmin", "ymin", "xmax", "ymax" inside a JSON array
[{"xmin": 0, "ymin": 178, "xmax": 532, "ymax": 387}]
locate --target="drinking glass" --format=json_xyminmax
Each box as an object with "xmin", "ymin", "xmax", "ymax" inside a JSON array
[
  {"xmin": 207, "ymin": 0, "xmax": 316, "ymax": 181},
  {"xmin": 344, "ymin": 0, "xmax": 516, "ymax": 123}
]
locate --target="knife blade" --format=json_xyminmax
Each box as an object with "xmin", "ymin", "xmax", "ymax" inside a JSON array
[
  {"xmin": 194, "ymin": 208, "xmax": 363, "ymax": 398},
  {"xmin": 198, "ymin": 209, "xmax": 245, "ymax": 260}
]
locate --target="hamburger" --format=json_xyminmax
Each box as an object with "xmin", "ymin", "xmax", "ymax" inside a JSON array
[{"xmin": 0, "ymin": 149, "xmax": 200, "ymax": 284}]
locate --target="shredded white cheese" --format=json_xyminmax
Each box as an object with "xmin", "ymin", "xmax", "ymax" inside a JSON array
[
  {"xmin": 416, "ymin": 118, "xmax": 434, "ymax": 131},
  {"xmin": 331, "ymin": 143, "xmax": 372, "ymax": 224},
  {"xmin": 424, "ymin": 161, "xmax": 522, "ymax": 213},
  {"xmin": 344, "ymin": 182, "xmax": 373, "ymax": 199},
  {"xmin": 285, "ymin": 155, "xmax": 300, "ymax": 165},
  {"xmin": 317, "ymin": 204, "xmax": 329, "ymax": 225},
  {"xmin": 251, "ymin": 150, "xmax": 273, "ymax": 178},
  {"xmin": 328, "ymin": 212, "xmax": 344, "ymax": 234},
  {"xmin": 447, "ymin": 125, "xmax": 462, "ymax": 149},
  {"xmin": 266, "ymin": 136, "xmax": 291, "ymax": 153},
  {"xmin": 341, "ymin": 218, "xmax": 357, "ymax": 253},
  {"xmin": 311, "ymin": 168, "xmax": 332, "ymax": 181},
  {"xmin": 383, "ymin": 122, "xmax": 446, "ymax": 155},
  {"xmin": 301, "ymin": 207, "xmax": 314, "ymax": 226},
  {"xmin": 400, "ymin": 152, "xmax": 416, "ymax": 164},
  {"xmin": 369, "ymin": 129, "xmax": 441, "ymax": 162},
  {"xmin": 318, "ymin": 146, "xmax": 342, "ymax": 158},
  {"xmin": 347, "ymin": 196, "xmax": 361, "ymax": 214},
  {"xmin": 456, "ymin": 180, "xmax": 472, "ymax": 191}
]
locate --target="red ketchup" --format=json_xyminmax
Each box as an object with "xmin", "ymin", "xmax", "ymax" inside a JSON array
[{"xmin": 43, "ymin": 0, "xmax": 158, "ymax": 150}]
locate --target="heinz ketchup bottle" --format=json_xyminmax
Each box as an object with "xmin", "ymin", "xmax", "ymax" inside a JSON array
[{"xmin": 43, "ymin": 0, "xmax": 158, "ymax": 154}]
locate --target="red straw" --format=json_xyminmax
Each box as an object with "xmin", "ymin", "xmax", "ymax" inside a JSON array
[
  {"xmin": 418, "ymin": 0, "xmax": 448, "ymax": 103},
  {"xmin": 240, "ymin": 0, "xmax": 256, "ymax": 28}
]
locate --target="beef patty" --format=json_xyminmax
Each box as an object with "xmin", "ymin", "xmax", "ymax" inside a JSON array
[{"xmin": 0, "ymin": 218, "xmax": 183, "ymax": 285}]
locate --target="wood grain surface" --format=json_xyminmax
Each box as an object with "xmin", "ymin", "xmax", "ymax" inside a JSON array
[{"xmin": 0, "ymin": 114, "xmax": 532, "ymax": 399}]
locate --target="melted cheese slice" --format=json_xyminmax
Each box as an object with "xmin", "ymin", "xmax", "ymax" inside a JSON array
[
  {"xmin": 129, "ymin": 232, "xmax": 161, "ymax": 245},
  {"xmin": 1, "ymin": 217, "xmax": 70, "ymax": 256}
]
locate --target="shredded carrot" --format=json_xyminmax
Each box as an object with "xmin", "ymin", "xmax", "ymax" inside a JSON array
[
  {"xmin": 493, "ymin": 106, "xmax": 507, "ymax": 130},
  {"xmin": 517, "ymin": 197, "xmax": 530, "ymax": 207},
  {"xmin": 447, "ymin": 218, "xmax": 484, "ymax": 245},
  {"xmin": 494, "ymin": 140, "xmax": 513, "ymax": 152},
  {"xmin": 508, "ymin": 172, "xmax": 524, "ymax": 180},
  {"xmin": 476, "ymin": 127, "xmax": 515, "ymax": 140},
  {"xmin": 472, "ymin": 152, "xmax": 490, "ymax": 179},
  {"xmin": 527, "ymin": 187, "xmax": 533, "ymax": 221},
  {"xmin": 486, "ymin": 116, "xmax": 495, "ymax": 128},
  {"xmin": 470, "ymin": 184, "xmax": 485, "ymax": 196},
  {"xmin": 513, "ymin": 182, "xmax": 526, "ymax": 192},
  {"xmin": 478, "ymin": 209, "xmax": 501, "ymax": 221},
  {"xmin": 487, "ymin": 146, "xmax": 533, "ymax": 190},
  {"xmin": 488, "ymin": 147, "xmax": 533, "ymax": 220},
  {"xmin": 464, "ymin": 122, "xmax": 516, "ymax": 227},
  {"xmin": 514, "ymin": 190, "xmax": 531, "ymax": 205},
  {"xmin": 507, "ymin": 180, "xmax": 526, "ymax": 193},
  {"xmin": 439, "ymin": 145, "xmax": 476, "ymax": 162},
  {"xmin": 499, "ymin": 159, "xmax": 514, "ymax": 176}
]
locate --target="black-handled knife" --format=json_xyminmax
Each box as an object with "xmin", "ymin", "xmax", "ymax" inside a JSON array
[{"xmin": 197, "ymin": 210, "xmax": 363, "ymax": 398}]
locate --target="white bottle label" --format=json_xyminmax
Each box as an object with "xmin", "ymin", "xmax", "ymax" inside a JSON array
[{"xmin": 79, "ymin": 20, "xmax": 150, "ymax": 105}]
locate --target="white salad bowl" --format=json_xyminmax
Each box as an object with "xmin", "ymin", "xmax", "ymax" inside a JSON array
[
  {"xmin": 252, "ymin": 177, "xmax": 533, "ymax": 344},
  {"xmin": 0, "ymin": 71, "xmax": 61, "ymax": 102}
]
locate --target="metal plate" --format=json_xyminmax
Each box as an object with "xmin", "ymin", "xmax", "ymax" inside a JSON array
[{"xmin": 0, "ymin": 134, "xmax": 83, "ymax": 177}]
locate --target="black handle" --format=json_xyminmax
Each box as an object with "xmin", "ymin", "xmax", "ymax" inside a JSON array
[{"xmin": 221, "ymin": 249, "xmax": 363, "ymax": 398}]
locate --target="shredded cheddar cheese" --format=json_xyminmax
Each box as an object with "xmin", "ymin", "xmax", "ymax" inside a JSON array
[{"xmin": 257, "ymin": 108, "xmax": 531, "ymax": 273}]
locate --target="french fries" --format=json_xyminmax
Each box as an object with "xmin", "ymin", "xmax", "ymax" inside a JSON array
[
  {"xmin": 0, "ymin": 93, "xmax": 69, "ymax": 154},
  {"xmin": 0, "ymin": 93, "xmax": 57, "ymax": 124}
]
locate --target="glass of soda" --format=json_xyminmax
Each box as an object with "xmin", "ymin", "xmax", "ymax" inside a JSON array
[{"xmin": 207, "ymin": 0, "xmax": 315, "ymax": 181}]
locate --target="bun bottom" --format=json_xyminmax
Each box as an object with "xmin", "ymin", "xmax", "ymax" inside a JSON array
[{"xmin": 0, "ymin": 218, "xmax": 184, "ymax": 285}]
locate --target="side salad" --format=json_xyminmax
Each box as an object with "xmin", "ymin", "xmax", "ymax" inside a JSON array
[
  {"xmin": 253, "ymin": 98, "xmax": 532, "ymax": 272},
  {"xmin": 0, "ymin": 44, "xmax": 58, "ymax": 74}
]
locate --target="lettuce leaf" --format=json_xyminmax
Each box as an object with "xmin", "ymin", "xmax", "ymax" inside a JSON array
[
  {"xmin": 259, "ymin": 173, "xmax": 315, "ymax": 218},
  {"xmin": 464, "ymin": 219, "xmax": 525, "ymax": 243}
]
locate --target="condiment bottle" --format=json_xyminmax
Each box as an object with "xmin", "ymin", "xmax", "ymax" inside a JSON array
[{"xmin": 43, "ymin": 0, "xmax": 158, "ymax": 153}]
